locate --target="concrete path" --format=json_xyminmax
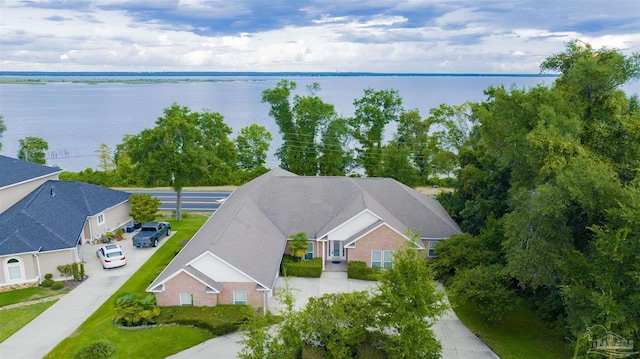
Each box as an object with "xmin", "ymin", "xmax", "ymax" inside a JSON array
[
  {"xmin": 0, "ymin": 232, "xmax": 171, "ymax": 359},
  {"xmin": 169, "ymin": 272, "xmax": 499, "ymax": 359}
]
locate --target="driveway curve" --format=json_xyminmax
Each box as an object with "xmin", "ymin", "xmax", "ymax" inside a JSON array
[{"xmin": 169, "ymin": 272, "xmax": 499, "ymax": 359}]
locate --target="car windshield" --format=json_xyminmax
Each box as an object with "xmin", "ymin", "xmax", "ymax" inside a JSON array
[{"xmin": 106, "ymin": 251, "xmax": 123, "ymax": 258}]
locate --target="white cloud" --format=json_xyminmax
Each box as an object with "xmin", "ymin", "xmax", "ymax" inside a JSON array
[{"xmin": 0, "ymin": 0, "xmax": 638, "ymax": 72}]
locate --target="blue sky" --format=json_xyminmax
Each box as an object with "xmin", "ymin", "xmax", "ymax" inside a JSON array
[{"xmin": 1, "ymin": 0, "xmax": 639, "ymax": 73}]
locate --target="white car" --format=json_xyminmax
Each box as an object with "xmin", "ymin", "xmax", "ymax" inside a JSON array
[{"xmin": 96, "ymin": 244, "xmax": 127, "ymax": 269}]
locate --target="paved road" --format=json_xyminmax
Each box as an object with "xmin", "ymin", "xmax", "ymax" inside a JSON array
[
  {"xmin": 125, "ymin": 190, "xmax": 230, "ymax": 211},
  {"xmin": 169, "ymin": 273, "xmax": 499, "ymax": 359},
  {"xmin": 0, "ymin": 231, "xmax": 170, "ymax": 359}
]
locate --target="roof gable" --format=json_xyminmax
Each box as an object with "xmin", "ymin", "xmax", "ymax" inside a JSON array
[
  {"xmin": 0, "ymin": 155, "xmax": 62, "ymax": 189},
  {"xmin": 149, "ymin": 169, "xmax": 461, "ymax": 293}
]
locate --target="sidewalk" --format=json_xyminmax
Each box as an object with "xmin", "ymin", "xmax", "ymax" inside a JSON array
[
  {"xmin": 0, "ymin": 232, "xmax": 170, "ymax": 359},
  {"xmin": 169, "ymin": 273, "xmax": 499, "ymax": 359}
]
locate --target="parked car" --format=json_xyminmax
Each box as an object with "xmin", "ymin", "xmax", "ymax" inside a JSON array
[
  {"xmin": 132, "ymin": 221, "xmax": 171, "ymax": 247},
  {"xmin": 96, "ymin": 244, "xmax": 127, "ymax": 269}
]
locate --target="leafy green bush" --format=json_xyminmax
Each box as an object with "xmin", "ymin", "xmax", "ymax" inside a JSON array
[
  {"xmin": 51, "ymin": 281, "xmax": 65, "ymax": 290},
  {"xmin": 157, "ymin": 305, "xmax": 252, "ymax": 336},
  {"xmin": 57, "ymin": 264, "xmax": 72, "ymax": 277},
  {"xmin": 113, "ymin": 294, "xmax": 160, "ymax": 327},
  {"xmin": 281, "ymin": 256, "xmax": 322, "ymax": 278},
  {"xmin": 41, "ymin": 279, "xmax": 54, "ymax": 287},
  {"xmin": 44, "ymin": 273, "xmax": 53, "ymax": 280},
  {"xmin": 74, "ymin": 339, "xmax": 115, "ymax": 359},
  {"xmin": 347, "ymin": 261, "xmax": 381, "ymax": 281}
]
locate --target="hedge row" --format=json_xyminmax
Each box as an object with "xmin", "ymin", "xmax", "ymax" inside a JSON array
[
  {"xmin": 347, "ymin": 261, "xmax": 381, "ymax": 281},
  {"xmin": 281, "ymin": 255, "xmax": 323, "ymax": 278},
  {"xmin": 156, "ymin": 304, "xmax": 253, "ymax": 336}
]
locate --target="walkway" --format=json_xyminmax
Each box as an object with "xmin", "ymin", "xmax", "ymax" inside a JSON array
[
  {"xmin": 169, "ymin": 272, "xmax": 499, "ymax": 359},
  {"xmin": 0, "ymin": 232, "xmax": 171, "ymax": 359}
]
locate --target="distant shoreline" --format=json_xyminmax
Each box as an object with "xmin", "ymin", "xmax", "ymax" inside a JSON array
[
  {"xmin": 0, "ymin": 72, "xmax": 559, "ymax": 85},
  {"xmin": 0, "ymin": 71, "xmax": 559, "ymax": 78}
]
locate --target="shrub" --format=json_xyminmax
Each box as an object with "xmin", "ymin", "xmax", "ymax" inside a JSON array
[
  {"xmin": 72, "ymin": 262, "xmax": 80, "ymax": 280},
  {"xmin": 79, "ymin": 263, "xmax": 85, "ymax": 279},
  {"xmin": 51, "ymin": 281, "xmax": 65, "ymax": 290},
  {"xmin": 157, "ymin": 305, "xmax": 252, "ymax": 336},
  {"xmin": 74, "ymin": 339, "xmax": 115, "ymax": 359},
  {"xmin": 44, "ymin": 273, "xmax": 53, "ymax": 280},
  {"xmin": 41, "ymin": 279, "xmax": 54, "ymax": 287},
  {"xmin": 347, "ymin": 261, "xmax": 381, "ymax": 281},
  {"xmin": 281, "ymin": 256, "xmax": 322, "ymax": 278},
  {"xmin": 57, "ymin": 264, "xmax": 72, "ymax": 277},
  {"xmin": 113, "ymin": 294, "xmax": 160, "ymax": 327}
]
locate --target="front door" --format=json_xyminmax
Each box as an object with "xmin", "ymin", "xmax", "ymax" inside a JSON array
[{"xmin": 328, "ymin": 240, "xmax": 345, "ymax": 260}]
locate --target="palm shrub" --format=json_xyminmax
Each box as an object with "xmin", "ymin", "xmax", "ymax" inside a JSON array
[
  {"xmin": 288, "ymin": 231, "xmax": 309, "ymax": 261},
  {"xmin": 113, "ymin": 293, "xmax": 160, "ymax": 326}
]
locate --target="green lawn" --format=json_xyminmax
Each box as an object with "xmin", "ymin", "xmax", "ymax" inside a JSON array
[
  {"xmin": 450, "ymin": 297, "xmax": 571, "ymax": 359},
  {"xmin": 0, "ymin": 301, "xmax": 58, "ymax": 343},
  {"xmin": 0, "ymin": 286, "xmax": 69, "ymax": 307},
  {"xmin": 45, "ymin": 215, "xmax": 216, "ymax": 359}
]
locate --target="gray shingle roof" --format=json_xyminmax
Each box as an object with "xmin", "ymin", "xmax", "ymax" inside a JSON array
[
  {"xmin": 149, "ymin": 169, "xmax": 461, "ymax": 292},
  {"xmin": 0, "ymin": 155, "xmax": 62, "ymax": 188},
  {"xmin": 0, "ymin": 180, "xmax": 130, "ymax": 256}
]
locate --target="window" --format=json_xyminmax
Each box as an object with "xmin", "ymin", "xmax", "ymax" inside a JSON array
[
  {"xmin": 383, "ymin": 251, "xmax": 393, "ymax": 269},
  {"xmin": 233, "ymin": 291, "xmax": 247, "ymax": 305},
  {"xmin": 6, "ymin": 258, "xmax": 24, "ymax": 281},
  {"xmin": 371, "ymin": 250, "xmax": 393, "ymax": 269},
  {"xmin": 428, "ymin": 241, "xmax": 438, "ymax": 257},
  {"xmin": 97, "ymin": 213, "xmax": 105, "ymax": 225},
  {"xmin": 305, "ymin": 241, "xmax": 314, "ymax": 260},
  {"xmin": 180, "ymin": 293, "xmax": 193, "ymax": 306}
]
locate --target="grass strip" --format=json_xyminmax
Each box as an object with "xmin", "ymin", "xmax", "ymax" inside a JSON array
[
  {"xmin": 450, "ymin": 297, "xmax": 571, "ymax": 359},
  {"xmin": 0, "ymin": 301, "xmax": 58, "ymax": 343},
  {"xmin": 0, "ymin": 287, "xmax": 69, "ymax": 307},
  {"xmin": 45, "ymin": 215, "xmax": 214, "ymax": 359}
]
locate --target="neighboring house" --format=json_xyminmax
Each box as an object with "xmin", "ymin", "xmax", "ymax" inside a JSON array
[
  {"xmin": 148, "ymin": 168, "xmax": 461, "ymax": 311},
  {"xmin": 0, "ymin": 155, "xmax": 62, "ymax": 214},
  {"xmin": 0, "ymin": 156, "xmax": 132, "ymax": 292}
]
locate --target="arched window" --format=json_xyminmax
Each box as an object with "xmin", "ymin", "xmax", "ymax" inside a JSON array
[{"xmin": 5, "ymin": 258, "xmax": 24, "ymax": 281}]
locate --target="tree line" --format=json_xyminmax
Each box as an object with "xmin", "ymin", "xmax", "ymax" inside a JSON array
[{"xmin": 434, "ymin": 40, "xmax": 640, "ymax": 354}]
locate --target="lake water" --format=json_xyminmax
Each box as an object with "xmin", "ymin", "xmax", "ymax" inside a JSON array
[{"xmin": 1, "ymin": 74, "xmax": 635, "ymax": 172}]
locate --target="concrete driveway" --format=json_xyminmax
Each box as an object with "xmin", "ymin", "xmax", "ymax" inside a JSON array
[
  {"xmin": 0, "ymin": 231, "xmax": 171, "ymax": 359},
  {"xmin": 169, "ymin": 272, "xmax": 499, "ymax": 359}
]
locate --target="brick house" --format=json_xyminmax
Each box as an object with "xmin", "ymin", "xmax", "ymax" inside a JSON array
[{"xmin": 148, "ymin": 168, "xmax": 461, "ymax": 312}]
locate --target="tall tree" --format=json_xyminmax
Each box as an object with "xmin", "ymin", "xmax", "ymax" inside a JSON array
[
  {"xmin": 17, "ymin": 136, "xmax": 48, "ymax": 164},
  {"xmin": 262, "ymin": 81, "xmax": 336, "ymax": 175},
  {"xmin": 0, "ymin": 115, "xmax": 5, "ymax": 152},
  {"xmin": 123, "ymin": 104, "xmax": 235, "ymax": 220},
  {"xmin": 94, "ymin": 143, "xmax": 116, "ymax": 171},
  {"xmin": 318, "ymin": 117, "xmax": 354, "ymax": 176},
  {"xmin": 235, "ymin": 124, "xmax": 272, "ymax": 170},
  {"xmin": 349, "ymin": 88, "xmax": 403, "ymax": 177},
  {"xmin": 379, "ymin": 140, "xmax": 419, "ymax": 187},
  {"xmin": 442, "ymin": 41, "xmax": 640, "ymax": 346}
]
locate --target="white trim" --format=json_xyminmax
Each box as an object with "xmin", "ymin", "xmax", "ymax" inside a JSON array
[
  {"xmin": 317, "ymin": 209, "xmax": 383, "ymax": 240},
  {"xmin": 147, "ymin": 268, "xmax": 221, "ymax": 293},
  {"xmin": 187, "ymin": 251, "xmax": 270, "ymax": 289},
  {"xmin": 0, "ymin": 171, "xmax": 62, "ymax": 191},
  {"xmin": 233, "ymin": 291, "xmax": 248, "ymax": 305},
  {"xmin": 343, "ymin": 222, "xmax": 414, "ymax": 248},
  {"xmin": 4, "ymin": 257, "xmax": 25, "ymax": 282},
  {"xmin": 179, "ymin": 293, "xmax": 194, "ymax": 306}
]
